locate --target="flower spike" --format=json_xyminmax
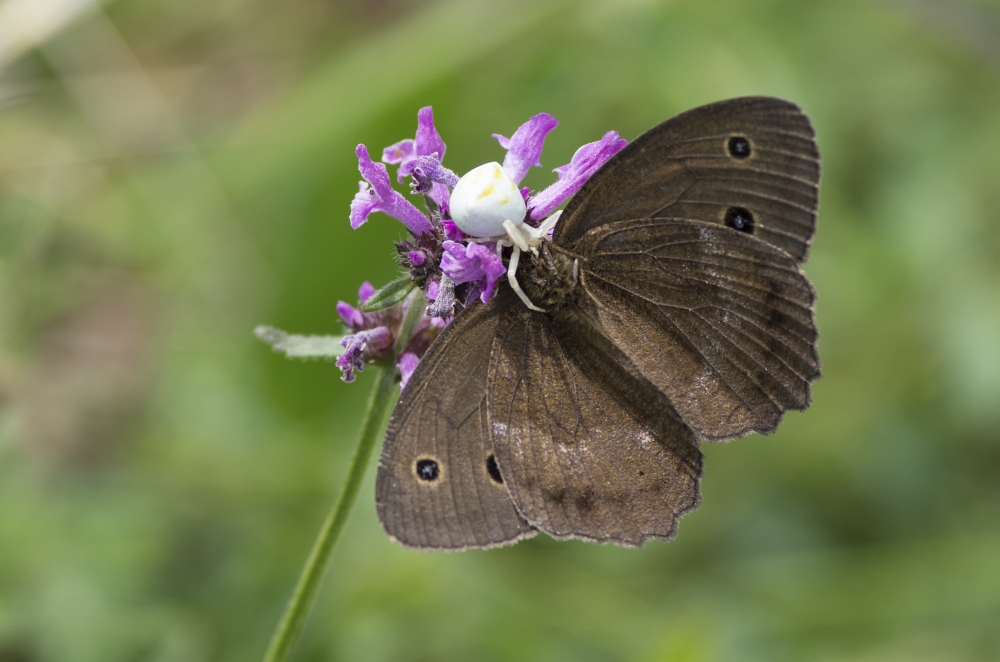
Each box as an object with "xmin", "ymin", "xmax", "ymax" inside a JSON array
[{"xmin": 268, "ymin": 107, "xmax": 628, "ymax": 387}]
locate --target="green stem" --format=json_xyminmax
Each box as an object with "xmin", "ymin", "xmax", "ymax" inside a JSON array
[{"xmin": 262, "ymin": 366, "xmax": 398, "ymax": 662}]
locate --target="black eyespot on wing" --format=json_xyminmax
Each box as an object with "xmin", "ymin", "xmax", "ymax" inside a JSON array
[
  {"xmin": 724, "ymin": 206, "xmax": 755, "ymax": 233},
  {"xmin": 415, "ymin": 458, "xmax": 440, "ymax": 482},
  {"xmin": 485, "ymin": 454, "xmax": 503, "ymax": 484},
  {"xmin": 727, "ymin": 135, "xmax": 751, "ymax": 159}
]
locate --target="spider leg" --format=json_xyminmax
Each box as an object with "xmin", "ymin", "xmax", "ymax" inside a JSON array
[
  {"xmin": 506, "ymin": 245, "xmax": 544, "ymax": 312},
  {"xmin": 502, "ymin": 220, "xmax": 531, "ymax": 254},
  {"xmin": 533, "ymin": 210, "xmax": 561, "ymax": 240},
  {"xmin": 496, "ymin": 237, "xmax": 512, "ymax": 257}
]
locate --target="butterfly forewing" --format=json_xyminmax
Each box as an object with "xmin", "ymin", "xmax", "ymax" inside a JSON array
[
  {"xmin": 375, "ymin": 296, "xmax": 536, "ymax": 550},
  {"xmin": 554, "ymin": 97, "xmax": 819, "ymax": 262},
  {"xmin": 486, "ymin": 291, "xmax": 703, "ymax": 546}
]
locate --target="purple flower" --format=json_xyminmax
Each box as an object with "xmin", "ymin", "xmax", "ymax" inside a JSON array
[
  {"xmin": 441, "ymin": 220, "xmax": 465, "ymax": 242},
  {"xmin": 351, "ymin": 145, "xmax": 432, "ymax": 236},
  {"xmin": 332, "ymin": 282, "xmax": 445, "ymax": 383},
  {"xmin": 336, "ymin": 326, "xmax": 393, "ymax": 383},
  {"xmin": 350, "ymin": 108, "xmax": 627, "ymax": 315},
  {"xmin": 397, "ymin": 351, "xmax": 420, "ymax": 390},
  {"xmin": 383, "ymin": 107, "xmax": 447, "ymax": 180},
  {"xmin": 440, "ymin": 240, "xmax": 506, "ymax": 303},
  {"xmin": 528, "ymin": 130, "xmax": 628, "ymax": 219},
  {"xmin": 425, "ymin": 278, "xmax": 440, "ymax": 300},
  {"xmin": 381, "ymin": 108, "xmax": 454, "ymax": 212},
  {"xmin": 302, "ymin": 108, "xmax": 631, "ymax": 388},
  {"xmin": 493, "ymin": 113, "xmax": 559, "ymax": 184},
  {"xmin": 409, "ymin": 155, "xmax": 458, "ymax": 210},
  {"xmin": 336, "ymin": 301, "xmax": 364, "ymax": 329},
  {"xmin": 382, "ymin": 140, "xmax": 413, "ymax": 166},
  {"xmin": 336, "ymin": 281, "xmax": 375, "ymax": 329}
]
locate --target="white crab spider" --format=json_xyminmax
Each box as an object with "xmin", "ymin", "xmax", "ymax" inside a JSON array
[{"xmin": 449, "ymin": 162, "xmax": 562, "ymax": 312}]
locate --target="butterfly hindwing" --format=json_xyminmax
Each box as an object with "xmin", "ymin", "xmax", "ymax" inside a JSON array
[
  {"xmin": 574, "ymin": 218, "xmax": 820, "ymax": 439},
  {"xmin": 486, "ymin": 290, "xmax": 703, "ymax": 546},
  {"xmin": 554, "ymin": 96, "xmax": 819, "ymax": 263},
  {"xmin": 375, "ymin": 296, "xmax": 536, "ymax": 550}
]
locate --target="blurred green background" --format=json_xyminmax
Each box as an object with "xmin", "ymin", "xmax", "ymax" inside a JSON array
[{"xmin": 1, "ymin": 0, "xmax": 999, "ymax": 660}]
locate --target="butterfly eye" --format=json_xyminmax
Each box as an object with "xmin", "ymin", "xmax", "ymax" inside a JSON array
[
  {"xmin": 485, "ymin": 454, "xmax": 503, "ymax": 484},
  {"xmin": 724, "ymin": 206, "xmax": 755, "ymax": 234},
  {"xmin": 727, "ymin": 136, "xmax": 751, "ymax": 159},
  {"xmin": 415, "ymin": 457, "xmax": 441, "ymax": 482}
]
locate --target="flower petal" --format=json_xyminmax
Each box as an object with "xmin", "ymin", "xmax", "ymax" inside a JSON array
[
  {"xmin": 336, "ymin": 301, "xmax": 364, "ymax": 329},
  {"xmin": 439, "ymin": 240, "xmax": 506, "ymax": 304},
  {"xmin": 358, "ymin": 281, "xmax": 376, "ymax": 302},
  {"xmin": 353, "ymin": 144, "xmax": 432, "ymax": 235},
  {"xmin": 441, "ymin": 220, "xmax": 465, "ymax": 242},
  {"xmin": 382, "ymin": 139, "xmax": 414, "ymax": 165},
  {"xmin": 479, "ymin": 264, "xmax": 505, "ymax": 303},
  {"xmin": 439, "ymin": 242, "xmax": 477, "ymax": 283},
  {"xmin": 409, "ymin": 154, "xmax": 459, "ymax": 210},
  {"xmin": 349, "ymin": 182, "xmax": 379, "ymax": 230},
  {"xmin": 528, "ymin": 131, "xmax": 628, "ymax": 219},
  {"xmin": 411, "ymin": 155, "xmax": 459, "ymax": 188},
  {"xmin": 336, "ymin": 326, "xmax": 393, "ymax": 383},
  {"xmin": 415, "ymin": 106, "xmax": 446, "ymax": 161},
  {"xmin": 497, "ymin": 113, "xmax": 558, "ymax": 184},
  {"xmin": 430, "ymin": 182, "xmax": 451, "ymax": 211},
  {"xmin": 394, "ymin": 107, "xmax": 448, "ymax": 182},
  {"xmin": 426, "ymin": 278, "xmax": 440, "ymax": 301},
  {"xmin": 397, "ymin": 351, "xmax": 420, "ymax": 390},
  {"xmin": 439, "ymin": 241, "xmax": 494, "ymax": 284}
]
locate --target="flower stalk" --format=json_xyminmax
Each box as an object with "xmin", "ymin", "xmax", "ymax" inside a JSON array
[{"xmin": 261, "ymin": 367, "xmax": 397, "ymax": 662}]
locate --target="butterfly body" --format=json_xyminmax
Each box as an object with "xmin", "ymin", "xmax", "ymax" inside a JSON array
[
  {"xmin": 518, "ymin": 243, "xmax": 580, "ymax": 312},
  {"xmin": 376, "ymin": 97, "xmax": 821, "ymax": 550}
]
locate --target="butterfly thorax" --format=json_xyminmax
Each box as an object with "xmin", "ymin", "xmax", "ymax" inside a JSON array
[{"xmin": 515, "ymin": 242, "xmax": 580, "ymax": 313}]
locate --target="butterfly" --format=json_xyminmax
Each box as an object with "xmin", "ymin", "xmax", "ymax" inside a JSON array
[{"xmin": 375, "ymin": 97, "xmax": 821, "ymax": 549}]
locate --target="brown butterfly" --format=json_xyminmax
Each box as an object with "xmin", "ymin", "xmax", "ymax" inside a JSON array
[{"xmin": 375, "ymin": 97, "xmax": 821, "ymax": 549}]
